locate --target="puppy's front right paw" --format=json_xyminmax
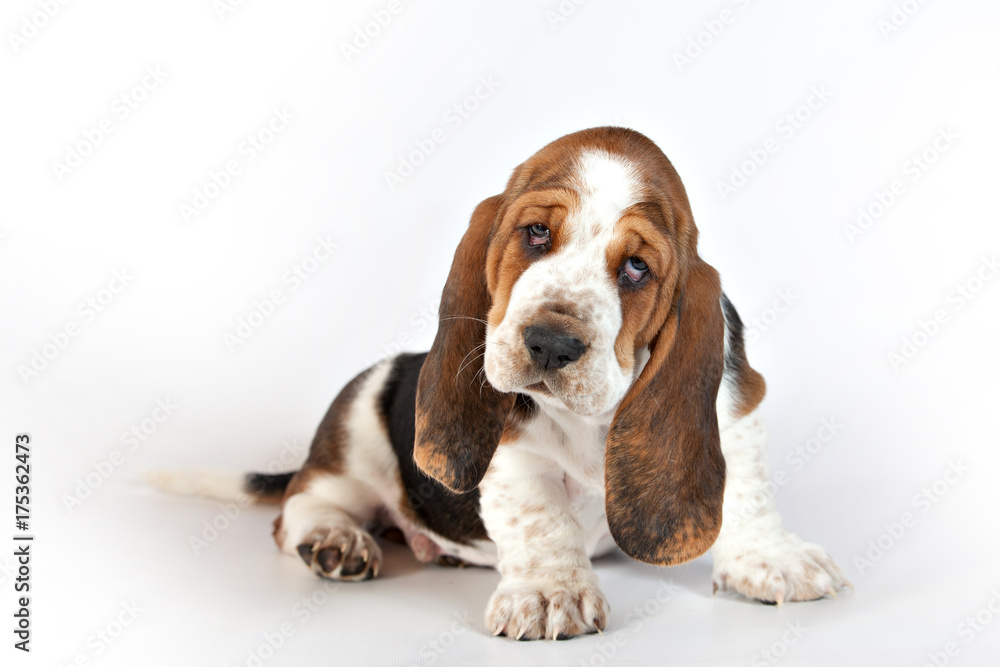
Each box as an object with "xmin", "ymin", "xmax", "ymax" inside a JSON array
[
  {"xmin": 296, "ymin": 525, "xmax": 382, "ymax": 582},
  {"xmin": 486, "ymin": 579, "xmax": 609, "ymax": 641}
]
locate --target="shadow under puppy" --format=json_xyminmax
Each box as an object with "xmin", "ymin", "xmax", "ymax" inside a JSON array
[{"xmin": 149, "ymin": 127, "xmax": 848, "ymax": 641}]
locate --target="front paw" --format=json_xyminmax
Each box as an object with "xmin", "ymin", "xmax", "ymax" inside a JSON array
[
  {"xmin": 486, "ymin": 577, "xmax": 609, "ymax": 640},
  {"xmin": 712, "ymin": 530, "xmax": 849, "ymax": 605}
]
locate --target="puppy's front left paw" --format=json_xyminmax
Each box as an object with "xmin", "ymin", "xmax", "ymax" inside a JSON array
[
  {"xmin": 713, "ymin": 530, "xmax": 849, "ymax": 605},
  {"xmin": 486, "ymin": 582, "xmax": 609, "ymax": 641}
]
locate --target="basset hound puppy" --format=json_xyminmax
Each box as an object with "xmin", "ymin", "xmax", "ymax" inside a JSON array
[{"xmin": 150, "ymin": 127, "xmax": 848, "ymax": 640}]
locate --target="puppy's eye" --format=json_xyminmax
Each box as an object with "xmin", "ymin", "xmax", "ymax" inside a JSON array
[
  {"xmin": 623, "ymin": 257, "xmax": 649, "ymax": 283},
  {"xmin": 527, "ymin": 223, "xmax": 550, "ymax": 246}
]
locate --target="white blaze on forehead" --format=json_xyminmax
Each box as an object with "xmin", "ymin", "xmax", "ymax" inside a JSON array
[{"xmin": 568, "ymin": 150, "xmax": 643, "ymax": 246}]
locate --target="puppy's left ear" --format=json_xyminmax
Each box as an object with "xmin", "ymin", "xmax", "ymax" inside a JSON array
[
  {"xmin": 414, "ymin": 195, "xmax": 515, "ymax": 493},
  {"xmin": 605, "ymin": 258, "xmax": 727, "ymax": 565}
]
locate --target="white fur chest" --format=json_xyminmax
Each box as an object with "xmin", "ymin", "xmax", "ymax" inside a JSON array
[
  {"xmin": 478, "ymin": 401, "xmax": 617, "ymax": 560},
  {"xmin": 518, "ymin": 402, "xmax": 610, "ymax": 493}
]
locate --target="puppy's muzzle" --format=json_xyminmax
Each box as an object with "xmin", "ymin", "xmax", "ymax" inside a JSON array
[{"xmin": 523, "ymin": 325, "xmax": 586, "ymax": 370}]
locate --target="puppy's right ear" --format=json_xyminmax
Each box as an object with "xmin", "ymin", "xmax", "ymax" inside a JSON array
[{"xmin": 414, "ymin": 196, "xmax": 515, "ymax": 493}]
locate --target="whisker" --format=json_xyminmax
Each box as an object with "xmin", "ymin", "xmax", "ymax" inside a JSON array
[
  {"xmin": 475, "ymin": 366, "xmax": 493, "ymax": 397},
  {"xmin": 438, "ymin": 315, "xmax": 489, "ymax": 325},
  {"xmin": 470, "ymin": 364, "xmax": 488, "ymax": 392},
  {"xmin": 456, "ymin": 341, "xmax": 487, "ymax": 366},
  {"xmin": 457, "ymin": 351, "xmax": 486, "ymax": 382},
  {"xmin": 632, "ymin": 373, "xmax": 661, "ymax": 411},
  {"xmin": 454, "ymin": 343, "xmax": 487, "ymax": 379}
]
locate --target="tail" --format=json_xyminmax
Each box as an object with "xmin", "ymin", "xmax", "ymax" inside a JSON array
[{"xmin": 143, "ymin": 469, "xmax": 295, "ymax": 504}]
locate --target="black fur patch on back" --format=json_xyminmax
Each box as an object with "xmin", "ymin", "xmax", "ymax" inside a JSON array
[
  {"xmin": 244, "ymin": 472, "xmax": 294, "ymax": 499},
  {"xmin": 379, "ymin": 353, "xmax": 488, "ymax": 544}
]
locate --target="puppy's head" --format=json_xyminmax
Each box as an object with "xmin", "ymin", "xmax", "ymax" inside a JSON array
[{"xmin": 415, "ymin": 127, "xmax": 727, "ymax": 565}]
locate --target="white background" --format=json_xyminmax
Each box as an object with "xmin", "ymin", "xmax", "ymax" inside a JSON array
[{"xmin": 2, "ymin": 0, "xmax": 999, "ymax": 665}]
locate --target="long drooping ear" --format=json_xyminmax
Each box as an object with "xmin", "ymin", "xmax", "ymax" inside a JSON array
[
  {"xmin": 605, "ymin": 258, "xmax": 727, "ymax": 565},
  {"xmin": 414, "ymin": 196, "xmax": 516, "ymax": 493}
]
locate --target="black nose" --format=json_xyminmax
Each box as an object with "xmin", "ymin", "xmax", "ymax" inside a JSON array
[{"xmin": 523, "ymin": 326, "xmax": 586, "ymax": 370}]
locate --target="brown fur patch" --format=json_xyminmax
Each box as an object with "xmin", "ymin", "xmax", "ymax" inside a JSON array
[
  {"xmin": 735, "ymin": 367, "xmax": 766, "ymax": 416},
  {"xmin": 410, "ymin": 447, "xmax": 452, "ymax": 488},
  {"xmin": 292, "ymin": 366, "xmax": 373, "ymax": 484}
]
